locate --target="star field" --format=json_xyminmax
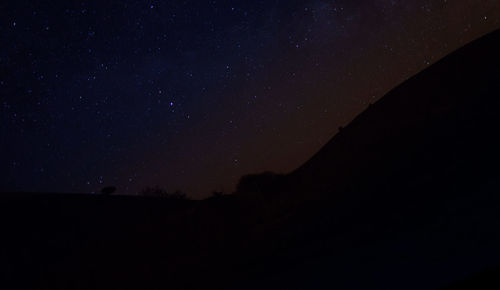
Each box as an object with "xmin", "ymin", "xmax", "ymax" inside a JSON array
[{"xmin": 1, "ymin": 0, "xmax": 499, "ymax": 198}]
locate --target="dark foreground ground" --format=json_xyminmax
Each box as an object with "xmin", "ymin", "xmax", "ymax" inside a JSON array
[{"xmin": 2, "ymin": 29, "xmax": 500, "ymax": 289}]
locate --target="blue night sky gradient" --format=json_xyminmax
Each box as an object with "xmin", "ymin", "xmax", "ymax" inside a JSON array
[{"xmin": 1, "ymin": 0, "xmax": 499, "ymax": 198}]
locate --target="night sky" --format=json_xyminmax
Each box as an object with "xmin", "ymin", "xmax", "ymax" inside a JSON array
[{"xmin": 1, "ymin": 1, "xmax": 499, "ymax": 198}]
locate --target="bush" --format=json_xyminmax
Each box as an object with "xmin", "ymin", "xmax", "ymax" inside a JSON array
[
  {"xmin": 139, "ymin": 186, "xmax": 188, "ymax": 200},
  {"xmin": 236, "ymin": 171, "xmax": 285, "ymax": 194},
  {"xmin": 211, "ymin": 191, "xmax": 224, "ymax": 198},
  {"xmin": 101, "ymin": 186, "xmax": 116, "ymax": 195}
]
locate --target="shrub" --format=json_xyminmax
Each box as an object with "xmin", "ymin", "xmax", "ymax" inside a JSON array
[
  {"xmin": 236, "ymin": 171, "xmax": 285, "ymax": 194},
  {"xmin": 101, "ymin": 186, "xmax": 117, "ymax": 195},
  {"xmin": 139, "ymin": 186, "xmax": 188, "ymax": 200},
  {"xmin": 211, "ymin": 191, "xmax": 224, "ymax": 198}
]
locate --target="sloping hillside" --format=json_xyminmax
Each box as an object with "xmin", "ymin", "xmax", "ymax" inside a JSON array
[
  {"xmin": 2, "ymin": 29, "xmax": 500, "ymax": 290},
  {"xmin": 288, "ymin": 28, "xmax": 500, "ymax": 199},
  {"xmin": 231, "ymin": 28, "xmax": 500, "ymax": 289}
]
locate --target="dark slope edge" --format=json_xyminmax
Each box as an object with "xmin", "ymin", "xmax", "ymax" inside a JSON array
[
  {"xmin": 1, "ymin": 29, "xmax": 500, "ymax": 290},
  {"xmin": 232, "ymin": 28, "xmax": 500, "ymax": 290},
  {"xmin": 288, "ymin": 28, "xmax": 500, "ymax": 199}
]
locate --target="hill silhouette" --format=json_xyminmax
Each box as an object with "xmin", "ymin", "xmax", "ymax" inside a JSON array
[
  {"xmin": 2, "ymin": 29, "xmax": 500, "ymax": 289},
  {"xmin": 229, "ymin": 28, "xmax": 500, "ymax": 289}
]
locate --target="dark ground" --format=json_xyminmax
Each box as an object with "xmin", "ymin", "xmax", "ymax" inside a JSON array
[{"xmin": 2, "ymin": 29, "xmax": 500, "ymax": 289}]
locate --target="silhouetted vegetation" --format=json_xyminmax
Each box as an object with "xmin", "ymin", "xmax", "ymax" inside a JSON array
[
  {"xmin": 100, "ymin": 186, "xmax": 116, "ymax": 195},
  {"xmin": 236, "ymin": 171, "xmax": 285, "ymax": 194},
  {"xmin": 211, "ymin": 190, "xmax": 224, "ymax": 198},
  {"xmin": 139, "ymin": 186, "xmax": 189, "ymax": 200}
]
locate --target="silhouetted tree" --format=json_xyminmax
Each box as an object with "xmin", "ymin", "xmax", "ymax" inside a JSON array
[
  {"xmin": 169, "ymin": 190, "xmax": 188, "ymax": 200},
  {"xmin": 140, "ymin": 186, "xmax": 188, "ymax": 200},
  {"xmin": 140, "ymin": 186, "xmax": 167, "ymax": 197},
  {"xmin": 211, "ymin": 190, "xmax": 224, "ymax": 198},
  {"xmin": 101, "ymin": 186, "xmax": 116, "ymax": 195},
  {"xmin": 236, "ymin": 171, "xmax": 285, "ymax": 194}
]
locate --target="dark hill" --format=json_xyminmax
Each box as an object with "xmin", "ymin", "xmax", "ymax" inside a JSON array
[
  {"xmin": 2, "ymin": 29, "xmax": 500, "ymax": 289},
  {"xmin": 228, "ymin": 28, "xmax": 500, "ymax": 290},
  {"xmin": 288, "ymin": 28, "xmax": 500, "ymax": 199}
]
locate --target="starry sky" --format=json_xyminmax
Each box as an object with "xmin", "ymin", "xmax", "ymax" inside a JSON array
[{"xmin": 1, "ymin": 1, "xmax": 499, "ymax": 198}]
